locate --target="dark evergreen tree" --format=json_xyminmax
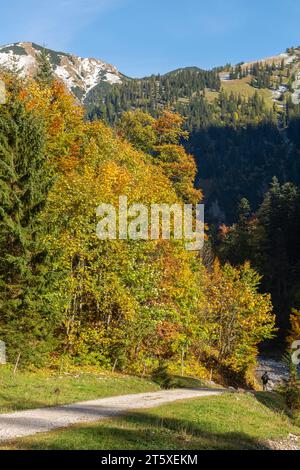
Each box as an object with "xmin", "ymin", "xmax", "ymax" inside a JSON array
[
  {"xmin": 0, "ymin": 99, "xmax": 57, "ymax": 364},
  {"xmin": 237, "ymin": 198, "xmax": 251, "ymax": 226},
  {"xmin": 217, "ymin": 179, "xmax": 300, "ymax": 336},
  {"xmin": 35, "ymin": 48, "xmax": 54, "ymax": 86}
]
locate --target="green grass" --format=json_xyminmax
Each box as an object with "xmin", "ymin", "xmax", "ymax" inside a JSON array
[
  {"xmin": 0, "ymin": 366, "xmax": 159, "ymax": 413},
  {"xmin": 171, "ymin": 375, "xmax": 222, "ymax": 389},
  {"xmin": 2, "ymin": 393, "xmax": 299, "ymax": 450},
  {"xmin": 221, "ymin": 77, "xmax": 273, "ymax": 108},
  {"xmin": 203, "ymin": 77, "xmax": 273, "ymax": 109},
  {"xmin": 204, "ymin": 88, "xmax": 219, "ymax": 103}
]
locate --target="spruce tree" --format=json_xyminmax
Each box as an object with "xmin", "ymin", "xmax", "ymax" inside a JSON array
[
  {"xmin": 35, "ymin": 48, "xmax": 54, "ymax": 86},
  {"xmin": 0, "ymin": 99, "xmax": 56, "ymax": 364},
  {"xmin": 237, "ymin": 198, "xmax": 251, "ymax": 226}
]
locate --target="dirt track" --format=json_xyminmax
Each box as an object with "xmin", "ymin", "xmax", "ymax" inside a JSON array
[{"xmin": 0, "ymin": 388, "xmax": 225, "ymax": 442}]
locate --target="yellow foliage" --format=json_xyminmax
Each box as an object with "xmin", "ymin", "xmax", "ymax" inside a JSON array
[
  {"xmin": 288, "ymin": 309, "xmax": 300, "ymax": 345},
  {"xmin": 0, "ymin": 72, "xmax": 276, "ymax": 383}
]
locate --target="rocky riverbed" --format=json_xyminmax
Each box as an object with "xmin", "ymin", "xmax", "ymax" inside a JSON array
[{"xmin": 256, "ymin": 358, "xmax": 290, "ymax": 389}]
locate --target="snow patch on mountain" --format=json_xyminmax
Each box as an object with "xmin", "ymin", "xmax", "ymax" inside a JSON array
[
  {"xmin": 0, "ymin": 42, "xmax": 123, "ymax": 101},
  {"xmin": 54, "ymin": 65, "xmax": 76, "ymax": 90},
  {"xmin": 105, "ymin": 72, "xmax": 122, "ymax": 85},
  {"xmin": 78, "ymin": 57, "xmax": 121, "ymax": 93},
  {"xmin": 0, "ymin": 50, "xmax": 35, "ymax": 76}
]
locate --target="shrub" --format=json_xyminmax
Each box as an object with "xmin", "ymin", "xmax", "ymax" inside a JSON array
[{"xmin": 152, "ymin": 362, "xmax": 174, "ymax": 389}]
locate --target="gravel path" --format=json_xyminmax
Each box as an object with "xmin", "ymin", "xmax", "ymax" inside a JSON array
[{"xmin": 0, "ymin": 388, "xmax": 224, "ymax": 442}]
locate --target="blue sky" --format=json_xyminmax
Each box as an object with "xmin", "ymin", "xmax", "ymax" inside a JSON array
[{"xmin": 1, "ymin": 0, "xmax": 300, "ymax": 77}]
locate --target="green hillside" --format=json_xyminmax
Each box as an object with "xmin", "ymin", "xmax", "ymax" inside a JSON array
[{"xmin": 85, "ymin": 46, "xmax": 300, "ymax": 224}]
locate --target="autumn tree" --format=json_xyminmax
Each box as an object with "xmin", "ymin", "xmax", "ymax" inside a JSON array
[
  {"xmin": 118, "ymin": 110, "xmax": 201, "ymax": 204},
  {"xmin": 288, "ymin": 309, "xmax": 300, "ymax": 345},
  {"xmin": 0, "ymin": 74, "xmax": 276, "ymax": 385},
  {"xmin": 204, "ymin": 260, "xmax": 275, "ymax": 382},
  {"xmin": 117, "ymin": 110, "xmax": 156, "ymax": 153}
]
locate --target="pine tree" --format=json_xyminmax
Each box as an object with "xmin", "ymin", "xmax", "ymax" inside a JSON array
[
  {"xmin": 35, "ymin": 48, "xmax": 54, "ymax": 86},
  {"xmin": 0, "ymin": 99, "xmax": 56, "ymax": 364},
  {"xmin": 237, "ymin": 198, "xmax": 251, "ymax": 226}
]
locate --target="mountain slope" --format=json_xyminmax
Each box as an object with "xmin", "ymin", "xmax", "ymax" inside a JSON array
[
  {"xmin": 83, "ymin": 46, "xmax": 300, "ymax": 223},
  {"xmin": 0, "ymin": 42, "xmax": 123, "ymax": 101},
  {"xmin": 1, "ymin": 41, "xmax": 300, "ymax": 223},
  {"xmin": 221, "ymin": 47, "xmax": 300, "ymax": 108},
  {"xmin": 1, "ymin": 42, "xmax": 299, "ymax": 111},
  {"xmin": 86, "ymin": 46, "xmax": 300, "ymax": 123}
]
